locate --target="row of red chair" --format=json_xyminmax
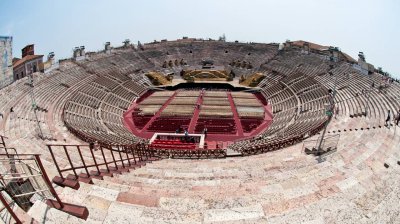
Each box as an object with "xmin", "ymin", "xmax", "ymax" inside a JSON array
[
  {"xmin": 253, "ymin": 92, "xmax": 268, "ymax": 105},
  {"xmin": 132, "ymin": 115, "xmax": 152, "ymax": 129},
  {"xmin": 152, "ymin": 140, "xmax": 195, "ymax": 145},
  {"xmin": 150, "ymin": 144, "xmax": 196, "ymax": 150},
  {"xmin": 241, "ymin": 119, "xmax": 263, "ymax": 133},
  {"xmin": 153, "ymin": 139, "xmax": 181, "ymax": 143},
  {"xmin": 195, "ymin": 118, "xmax": 237, "ymax": 134},
  {"xmin": 147, "ymin": 117, "xmax": 191, "ymax": 132}
]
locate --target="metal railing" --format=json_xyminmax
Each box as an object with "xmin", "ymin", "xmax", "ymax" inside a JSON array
[
  {"xmin": 46, "ymin": 143, "xmax": 154, "ymax": 188},
  {"xmin": 0, "ymin": 135, "xmax": 6, "ymax": 148},
  {"xmin": 0, "ymin": 155, "xmax": 52, "ymax": 208},
  {"xmin": 0, "ymin": 190, "xmax": 21, "ymax": 224},
  {"xmin": 0, "ymin": 141, "xmax": 90, "ymax": 221},
  {"xmin": 0, "ymin": 153, "xmax": 67, "ymax": 223}
]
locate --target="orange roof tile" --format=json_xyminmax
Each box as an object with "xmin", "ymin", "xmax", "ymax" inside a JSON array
[{"xmin": 13, "ymin": 55, "xmax": 43, "ymax": 69}]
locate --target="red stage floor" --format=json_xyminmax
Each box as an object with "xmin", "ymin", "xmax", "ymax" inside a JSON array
[{"xmin": 123, "ymin": 90, "xmax": 273, "ymax": 148}]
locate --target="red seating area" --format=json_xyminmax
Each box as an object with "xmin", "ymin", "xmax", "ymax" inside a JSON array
[
  {"xmin": 124, "ymin": 90, "xmax": 272, "ymax": 142},
  {"xmin": 195, "ymin": 118, "xmax": 237, "ymax": 134},
  {"xmin": 132, "ymin": 113, "xmax": 152, "ymax": 130},
  {"xmin": 254, "ymin": 92, "xmax": 268, "ymax": 105},
  {"xmin": 147, "ymin": 117, "xmax": 191, "ymax": 132},
  {"xmin": 135, "ymin": 90, "xmax": 154, "ymax": 103},
  {"xmin": 150, "ymin": 139, "xmax": 196, "ymax": 150},
  {"xmin": 240, "ymin": 118, "xmax": 264, "ymax": 133}
]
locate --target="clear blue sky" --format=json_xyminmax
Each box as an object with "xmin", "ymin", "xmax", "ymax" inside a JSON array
[{"xmin": 1, "ymin": 0, "xmax": 399, "ymax": 78}]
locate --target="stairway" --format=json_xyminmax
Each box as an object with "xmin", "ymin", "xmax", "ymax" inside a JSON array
[
  {"xmin": 187, "ymin": 91, "xmax": 203, "ymax": 133},
  {"xmin": 227, "ymin": 92, "xmax": 244, "ymax": 136}
]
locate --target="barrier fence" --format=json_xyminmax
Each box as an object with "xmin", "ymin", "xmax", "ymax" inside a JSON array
[
  {"xmin": 0, "ymin": 153, "xmax": 88, "ymax": 222},
  {"xmin": 46, "ymin": 143, "xmax": 155, "ymax": 189}
]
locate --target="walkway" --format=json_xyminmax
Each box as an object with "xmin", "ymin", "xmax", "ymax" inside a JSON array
[
  {"xmin": 187, "ymin": 91, "xmax": 203, "ymax": 133},
  {"xmin": 227, "ymin": 92, "xmax": 244, "ymax": 136}
]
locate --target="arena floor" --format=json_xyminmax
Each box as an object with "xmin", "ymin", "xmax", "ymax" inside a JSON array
[{"xmin": 124, "ymin": 89, "xmax": 273, "ymax": 146}]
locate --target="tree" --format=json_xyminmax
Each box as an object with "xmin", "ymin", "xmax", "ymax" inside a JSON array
[{"xmin": 219, "ymin": 34, "xmax": 226, "ymax": 42}]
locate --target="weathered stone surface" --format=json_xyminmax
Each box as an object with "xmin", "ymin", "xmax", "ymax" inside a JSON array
[
  {"xmin": 117, "ymin": 192, "xmax": 159, "ymax": 207},
  {"xmin": 89, "ymin": 185, "xmax": 119, "ymax": 201},
  {"xmin": 103, "ymin": 202, "xmax": 144, "ymax": 224},
  {"xmin": 204, "ymin": 204, "xmax": 265, "ymax": 223}
]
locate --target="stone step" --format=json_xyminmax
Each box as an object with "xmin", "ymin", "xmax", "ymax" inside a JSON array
[{"xmin": 27, "ymin": 200, "xmax": 84, "ymax": 224}]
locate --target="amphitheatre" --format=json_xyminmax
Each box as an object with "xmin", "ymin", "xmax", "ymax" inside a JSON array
[{"xmin": 0, "ymin": 38, "xmax": 400, "ymax": 223}]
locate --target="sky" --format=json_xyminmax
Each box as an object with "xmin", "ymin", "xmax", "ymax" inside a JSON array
[{"xmin": 1, "ymin": 0, "xmax": 399, "ymax": 78}]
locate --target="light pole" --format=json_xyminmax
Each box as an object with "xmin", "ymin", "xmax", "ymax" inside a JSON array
[
  {"xmin": 28, "ymin": 74, "xmax": 44, "ymax": 139},
  {"xmin": 316, "ymin": 70, "xmax": 337, "ymax": 154}
]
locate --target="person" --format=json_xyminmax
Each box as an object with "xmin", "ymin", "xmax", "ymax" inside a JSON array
[
  {"xmin": 93, "ymin": 141, "xmax": 100, "ymax": 151},
  {"xmin": 10, "ymin": 107, "xmax": 13, "ymax": 113},
  {"xmin": 184, "ymin": 129, "xmax": 189, "ymax": 141},
  {"xmin": 395, "ymin": 109, "xmax": 400, "ymax": 126},
  {"xmin": 203, "ymin": 126, "xmax": 208, "ymax": 137},
  {"xmin": 335, "ymin": 106, "xmax": 339, "ymax": 119},
  {"xmin": 385, "ymin": 110, "xmax": 391, "ymax": 126},
  {"xmin": 0, "ymin": 112, "xmax": 3, "ymax": 119}
]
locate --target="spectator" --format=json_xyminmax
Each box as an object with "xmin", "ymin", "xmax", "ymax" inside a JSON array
[
  {"xmin": 184, "ymin": 129, "xmax": 189, "ymax": 141},
  {"xmin": 203, "ymin": 126, "xmax": 208, "ymax": 137},
  {"xmin": 385, "ymin": 110, "xmax": 391, "ymax": 126},
  {"xmin": 94, "ymin": 141, "xmax": 100, "ymax": 151},
  {"xmin": 395, "ymin": 109, "xmax": 400, "ymax": 126},
  {"xmin": 335, "ymin": 107, "xmax": 339, "ymax": 119},
  {"xmin": 89, "ymin": 141, "xmax": 100, "ymax": 151}
]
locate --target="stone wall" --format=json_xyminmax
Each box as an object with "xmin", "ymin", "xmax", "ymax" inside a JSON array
[{"xmin": 0, "ymin": 36, "xmax": 13, "ymax": 89}]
